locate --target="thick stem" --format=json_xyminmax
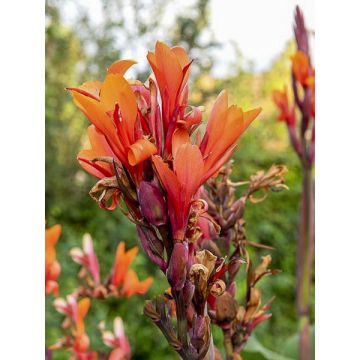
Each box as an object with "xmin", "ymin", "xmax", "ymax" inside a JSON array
[
  {"xmin": 223, "ymin": 328, "xmax": 234, "ymax": 360},
  {"xmin": 296, "ymin": 162, "xmax": 314, "ymax": 360},
  {"xmin": 173, "ymin": 290, "xmax": 189, "ymax": 351}
]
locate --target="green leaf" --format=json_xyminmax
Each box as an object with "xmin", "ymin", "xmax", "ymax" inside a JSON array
[
  {"xmin": 282, "ymin": 325, "xmax": 315, "ymax": 359},
  {"xmin": 242, "ymin": 336, "xmax": 295, "ymax": 360}
]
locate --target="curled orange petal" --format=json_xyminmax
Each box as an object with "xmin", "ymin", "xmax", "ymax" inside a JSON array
[
  {"xmin": 107, "ymin": 59, "xmax": 137, "ymax": 75},
  {"xmin": 128, "ymin": 138, "xmax": 157, "ymax": 166}
]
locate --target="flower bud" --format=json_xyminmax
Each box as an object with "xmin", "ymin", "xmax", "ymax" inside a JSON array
[
  {"xmin": 167, "ymin": 242, "xmax": 188, "ymax": 291},
  {"xmin": 138, "ymin": 181, "xmax": 168, "ymax": 226},
  {"xmin": 137, "ymin": 226, "xmax": 166, "ymax": 271},
  {"xmin": 183, "ymin": 280, "xmax": 195, "ymax": 305},
  {"xmin": 190, "ymin": 315, "xmax": 207, "ymax": 350}
]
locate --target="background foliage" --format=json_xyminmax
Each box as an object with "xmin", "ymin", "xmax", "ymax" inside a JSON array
[{"xmin": 45, "ymin": 1, "xmax": 314, "ymax": 358}]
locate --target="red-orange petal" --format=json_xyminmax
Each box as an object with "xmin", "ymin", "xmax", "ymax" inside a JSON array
[{"xmin": 128, "ymin": 138, "xmax": 157, "ymax": 166}]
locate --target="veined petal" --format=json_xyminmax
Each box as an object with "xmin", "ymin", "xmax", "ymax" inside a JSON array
[
  {"xmin": 128, "ymin": 138, "xmax": 157, "ymax": 166},
  {"xmin": 107, "ymin": 59, "xmax": 137, "ymax": 75}
]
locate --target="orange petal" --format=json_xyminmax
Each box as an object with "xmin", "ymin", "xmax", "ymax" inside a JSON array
[
  {"xmin": 172, "ymin": 128, "xmax": 190, "ymax": 157},
  {"xmin": 72, "ymin": 91, "xmax": 123, "ymax": 153},
  {"xmin": 243, "ymin": 107, "xmax": 262, "ymax": 131},
  {"xmin": 127, "ymin": 138, "xmax": 157, "ymax": 166},
  {"xmin": 152, "ymin": 156, "xmax": 180, "ymax": 197},
  {"xmin": 78, "ymin": 149, "xmax": 113, "ymax": 179},
  {"xmin": 100, "ymin": 74, "xmax": 137, "ymax": 143},
  {"xmin": 122, "ymin": 269, "xmax": 153, "ymax": 297},
  {"xmin": 66, "ymin": 81, "xmax": 102, "ymax": 101},
  {"xmin": 173, "ymin": 143, "xmax": 204, "ymax": 198},
  {"xmin": 45, "ymin": 224, "xmax": 62, "ymax": 246},
  {"xmin": 112, "ymin": 243, "xmax": 139, "ymax": 288},
  {"xmin": 107, "ymin": 59, "xmax": 137, "ymax": 75}
]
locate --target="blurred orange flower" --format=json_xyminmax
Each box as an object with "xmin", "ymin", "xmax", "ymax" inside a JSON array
[
  {"xmin": 45, "ymin": 224, "xmax": 62, "ymax": 295},
  {"xmin": 101, "ymin": 317, "xmax": 131, "ymax": 360},
  {"xmin": 111, "ymin": 242, "xmax": 153, "ymax": 297},
  {"xmin": 272, "ymin": 88, "xmax": 295, "ymax": 125},
  {"xmin": 291, "ymin": 50, "xmax": 314, "ymax": 86}
]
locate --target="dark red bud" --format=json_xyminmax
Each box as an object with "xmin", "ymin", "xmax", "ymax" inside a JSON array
[
  {"xmin": 138, "ymin": 181, "xmax": 168, "ymax": 226},
  {"xmin": 167, "ymin": 242, "xmax": 188, "ymax": 291},
  {"xmin": 137, "ymin": 226, "xmax": 167, "ymax": 271},
  {"xmin": 191, "ymin": 315, "xmax": 207, "ymax": 350}
]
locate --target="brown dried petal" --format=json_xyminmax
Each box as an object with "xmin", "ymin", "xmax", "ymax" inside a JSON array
[
  {"xmin": 244, "ymin": 287, "xmax": 261, "ymax": 323},
  {"xmin": 195, "ymin": 249, "xmax": 217, "ymax": 276},
  {"xmin": 210, "ymin": 279, "xmax": 226, "ymax": 297}
]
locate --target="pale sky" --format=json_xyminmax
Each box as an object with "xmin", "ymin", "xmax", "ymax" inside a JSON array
[{"xmin": 61, "ymin": 0, "xmax": 314, "ymax": 76}]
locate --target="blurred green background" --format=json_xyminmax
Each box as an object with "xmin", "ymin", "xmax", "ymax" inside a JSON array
[{"xmin": 45, "ymin": 0, "xmax": 314, "ymax": 358}]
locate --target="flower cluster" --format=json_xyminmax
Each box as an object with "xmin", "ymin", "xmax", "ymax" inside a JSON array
[
  {"xmin": 68, "ymin": 41, "xmax": 288, "ymax": 359},
  {"xmin": 70, "ymin": 234, "xmax": 153, "ymax": 299},
  {"xmin": 46, "ymin": 229, "xmax": 151, "ymax": 359},
  {"xmin": 272, "ymin": 6, "xmax": 315, "ymax": 167},
  {"xmin": 68, "ymin": 41, "xmax": 261, "ymax": 359},
  {"xmin": 199, "ymin": 162, "xmax": 284, "ymax": 356}
]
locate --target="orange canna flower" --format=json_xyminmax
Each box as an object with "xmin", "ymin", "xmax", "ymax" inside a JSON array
[
  {"xmin": 68, "ymin": 60, "xmax": 157, "ymax": 183},
  {"xmin": 70, "ymin": 42, "xmax": 261, "ymax": 241},
  {"xmin": 111, "ymin": 242, "xmax": 153, "ymax": 297},
  {"xmin": 199, "ymin": 90, "xmax": 261, "ymax": 182},
  {"xmin": 153, "ymin": 143, "xmax": 204, "ymax": 241},
  {"xmin": 52, "ymin": 296, "xmax": 97, "ymax": 359},
  {"xmin": 45, "ymin": 224, "xmax": 62, "ymax": 295},
  {"xmin": 147, "ymin": 41, "xmax": 192, "ymax": 132},
  {"xmin": 291, "ymin": 50, "xmax": 313, "ymax": 86}
]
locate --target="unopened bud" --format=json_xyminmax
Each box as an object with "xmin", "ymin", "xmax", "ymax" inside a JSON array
[
  {"xmin": 138, "ymin": 181, "xmax": 168, "ymax": 226},
  {"xmin": 167, "ymin": 242, "xmax": 188, "ymax": 291},
  {"xmin": 183, "ymin": 280, "xmax": 195, "ymax": 305},
  {"xmin": 191, "ymin": 315, "xmax": 208, "ymax": 350}
]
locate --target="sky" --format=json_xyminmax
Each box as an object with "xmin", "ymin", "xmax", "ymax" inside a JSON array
[
  {"xmin": 210, "ymin": 0, "xmax": 314, "ymax": 75},
  {"xmin": 61, "ymin": 0, "xmax": 314, "ymax": 77}
]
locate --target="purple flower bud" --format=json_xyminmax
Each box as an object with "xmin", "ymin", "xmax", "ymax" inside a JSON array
[
  {"xmin": 183, "ymin": 280, "xmax": 195, "ymax": 305},
  {"xmin": 137, "ymin": 226, "xmax": 167, "ymax": 271},
  {"xmin": 227, "ymin": 281, "xmax": 236, "ymax": 297},
  {"xmin": 167, "ymin": 242, "xmax": 188, "ymax": 291},
  {"xmin": 138, "ymin": 181, "xmax": 168, "ymax": 226},
  {"xmin": 191, "ymin": 315, "xmax": 208, "ymax": 350}
]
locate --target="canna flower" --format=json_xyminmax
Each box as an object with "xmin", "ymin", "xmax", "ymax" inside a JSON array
[
  {"xmin": 70, "ymin": 234, "xmax": 101, "ymax": 285},
  {"xmin": 101, "ymin": 317, "xmax": 131, "ymax": 360},
  {"xmin": 272, "ymin": 88, "xmax": 296, "ymax": 126},
  {"xmin": 45, "ymin": 224, "xmax": 62, "ymax": 295},
  {"xmin": 111, "ymin": 242, "xmax": 153, "ymax": 297},
  {"xmin": 291, "ymin": 50, "xmax": 313, "ymax": 86},
  {"xmin": 52, "ymin": 296, "xmax": 97, "ymax": 359},
  {"xmin": 68, "ymin": 60, "xmax": 157, "ymax": 184},
  {"xmin": 153, "ymin": 92, "xmax": 261, "ymax": 241},
  {"xmin": 199, "ymin": 90, "xmax": 261, "ymax": 182}
]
